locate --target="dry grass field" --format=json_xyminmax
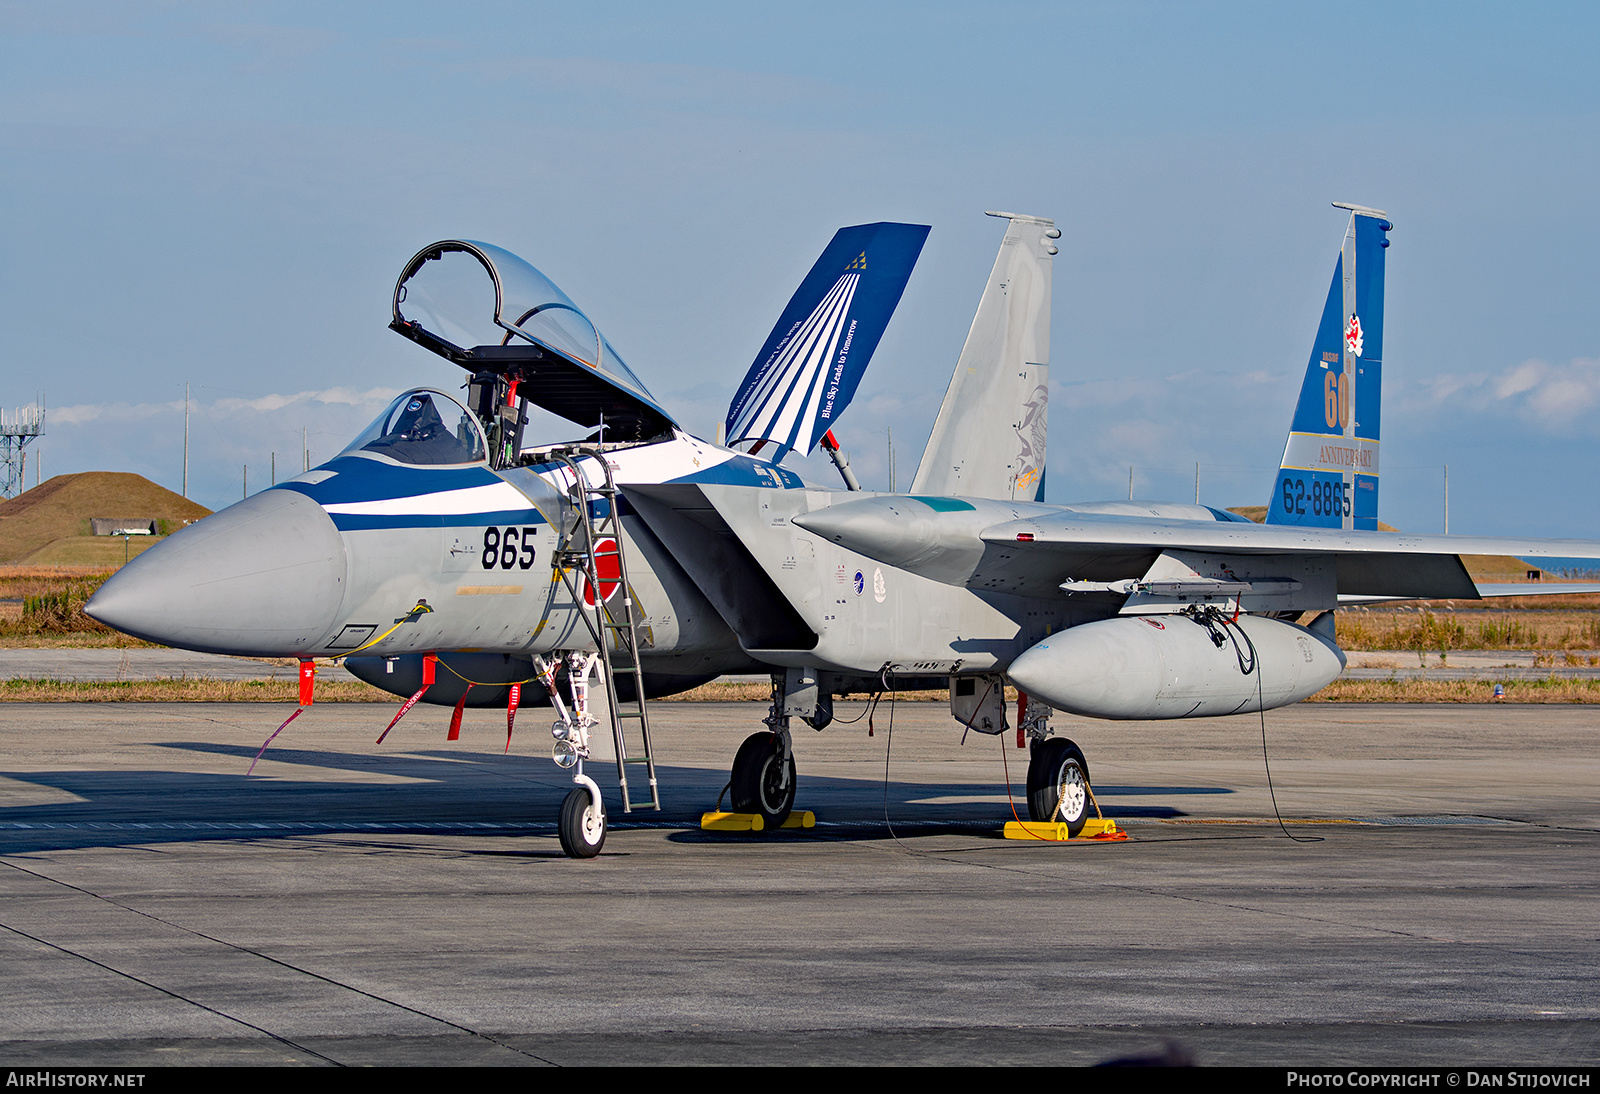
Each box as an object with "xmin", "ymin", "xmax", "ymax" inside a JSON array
[
  {"xmin": 0, "ymin": 676, "xmax": 394, "ymax": 702},
  {"xmin": 0, "ymin": 565, "xmax": 128, "ymax": 642},
  {"xmin": 1338, "ymin": 599, "xmax": 1600, "ymax": 652}
]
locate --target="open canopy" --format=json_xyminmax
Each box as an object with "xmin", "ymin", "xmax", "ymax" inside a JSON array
[{"xmin": 390, "ymin": 240, "xmax": 678, "ymax": 440}]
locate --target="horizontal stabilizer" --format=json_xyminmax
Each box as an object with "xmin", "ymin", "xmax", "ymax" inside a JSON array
[{"xmin": 1474, "ymin": 582, "xmax": 1600, "ymax": 598}]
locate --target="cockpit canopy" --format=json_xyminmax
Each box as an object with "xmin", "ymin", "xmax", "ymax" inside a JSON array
[
  {"xmin": 339, "ymin": 389, "xmax": 488, "ymax": 466},
  {"xmin": 390, "ymin": 240, "xmax": 677, "ymax": 441}
]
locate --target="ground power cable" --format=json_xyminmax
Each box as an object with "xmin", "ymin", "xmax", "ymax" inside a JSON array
[
  {"xmin": 864, "ymin": 672, "xmax": 1276, "ymax": 875},
  {"xmin": 872, "ymin": 667, "xmax": 979, "ymax": 856},
  {"xmin": 1205, "ymin": 608, "xmax": 1323, "ymax": 845},
  {"xmin": 874, "ymin": 672, "xmax": 1036, "ymax": 856},
  {"xmin": 877, "ymin": 666, "xmax": 907, "ymax": 850}
]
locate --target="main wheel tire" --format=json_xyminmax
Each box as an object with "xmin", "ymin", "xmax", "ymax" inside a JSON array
[
  {"xmin": 1026, "ymin": 738, "xmax": 1091, "ymax": 836},
  {"xmin": 558, "ymin": 787, "xmax": 606, "ymax": 858},
  {"xmin": 730, "ymin": 731, "xmax": 796, "ymax": 828}
]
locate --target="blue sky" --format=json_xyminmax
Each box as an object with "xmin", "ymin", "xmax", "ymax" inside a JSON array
[{"xmin": 3, "ymin": 1, "xmax": 1598, "ymax": 536}]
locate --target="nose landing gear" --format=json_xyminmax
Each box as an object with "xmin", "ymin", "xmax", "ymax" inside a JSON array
[
  {"xmin": 558, "ymin": 781, "xmax": 607, "ymax": 858},
  {"xmin": 534, "ymin": 651, "xmax": 612, "ymax": 859}
]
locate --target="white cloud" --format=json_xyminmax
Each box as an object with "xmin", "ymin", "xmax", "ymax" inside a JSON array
[
  {"xmin": 48, "ymin": 401, "xmax": 164, "ymax": 426},
  {"xmin": 48, "ymin": 386, "xmax": 399, "ymax": 427},
  {"xmin": 207, "ymin": 386, "xmax": 401, "ymax": 415},
  {"xmin": 1410, "ymin": 356, "xmax": 1600, "ymax": 432}
]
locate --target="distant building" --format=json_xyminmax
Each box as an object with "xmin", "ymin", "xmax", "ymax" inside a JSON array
[{"xmin": 90, "ymin": 518, "xmax": 158, "ymax": 536}]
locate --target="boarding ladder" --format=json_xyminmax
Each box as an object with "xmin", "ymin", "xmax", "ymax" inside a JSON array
[{"xmin": 551, "ymin": 447, "xmax": 661, "ymax": 813}]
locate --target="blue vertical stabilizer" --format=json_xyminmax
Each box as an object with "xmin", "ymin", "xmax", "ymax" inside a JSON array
[
  {"xmin": 725, "ymin": 222, "xmax": 929, "ymax": 460},
  {"xmin": 1266, "ymin": 205, "xmax": 1392, "ymax": 529}
]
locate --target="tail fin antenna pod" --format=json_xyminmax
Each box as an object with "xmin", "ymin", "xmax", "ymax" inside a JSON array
[
  {"xmin": 909, "ymin": 211, "xmax": 1056, "ymax": 502},
  {"xmin": 725, "ymin": 222, "xmax": 929, "ymax": 461},
  {"xmin": 1266, "ymin": 204, "xmax": 1392, "ymax": 530}
]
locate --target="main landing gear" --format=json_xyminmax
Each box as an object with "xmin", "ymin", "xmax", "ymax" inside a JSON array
[
  {"xmin": 719, "ymin": 671, "xmax": 812, "ymax": 828},
  {"xmin": 730, "ymin": 731, "xmax": 796, "ymax": 828},
  {"xmin": 1026, "ymin": 737, "xmax": 1091, "ymax": 836}
]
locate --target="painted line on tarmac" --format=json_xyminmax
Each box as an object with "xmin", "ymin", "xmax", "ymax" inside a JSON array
[{"xmin": 1147, "ymin": 815, "xmax": 1514, "ymax": 827}]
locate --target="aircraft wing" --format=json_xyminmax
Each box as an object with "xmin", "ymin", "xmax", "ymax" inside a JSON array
[
  {"xmin": 791, "ymin": 494, "xmax": 1600, "ymax": 609},
  {"xmin": 976, "ymin": 515, "xmax": 1600, "ymax": 599},
  {"xmin": 1338, "ymin": 582, "xmax": 1600, "ymax": 606},
  {"xmin": 1470, "ymin": 582, "xmax": 1600, "ymax": 598}
]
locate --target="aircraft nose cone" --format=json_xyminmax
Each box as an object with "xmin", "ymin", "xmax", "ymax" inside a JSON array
[{"xmin": 86, "ymin": 487, "xmax": 347, "ymax": 656}]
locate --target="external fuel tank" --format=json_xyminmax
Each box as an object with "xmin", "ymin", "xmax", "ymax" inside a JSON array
[{"xmin": 1007, "ymin": 613, "xmax": 1345, "ymax": 720}]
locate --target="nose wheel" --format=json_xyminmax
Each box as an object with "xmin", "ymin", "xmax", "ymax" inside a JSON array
[
  {"xmin": 1026, "ymin": 738, "xmax": 1091, "ymax": 836},
  {"xmin": 731, "ymin": 731, "xmax": 796, "ymax": 828},
  {"xmin": 558, "ymin": 786, "xmax": 606, "ymax": 858}
]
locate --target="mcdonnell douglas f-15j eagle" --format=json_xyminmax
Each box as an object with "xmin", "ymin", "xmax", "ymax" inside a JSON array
[
  {"xmin": 87, "ymin": 220, "xmax": 934, "ymax": 855},
  {"xmin": 88, "ymin": 208, "xmax": 1600, "ymax": 856}
]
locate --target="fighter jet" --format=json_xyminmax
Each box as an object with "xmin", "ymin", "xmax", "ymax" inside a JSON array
[
  {"xmin": 87, "ymin": 206, "xmax": 1600, "ymax": 857},
  {"xmin": 86, "ymin": 221, "xmax": 931, "ymax": 856}
]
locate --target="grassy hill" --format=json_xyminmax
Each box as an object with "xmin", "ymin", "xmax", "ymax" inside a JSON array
[{"xmin": 0, "ymin": 473, "xmax": 212, "ymax": 565}]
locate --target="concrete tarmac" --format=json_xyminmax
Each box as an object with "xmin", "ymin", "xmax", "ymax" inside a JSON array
[{"xmin": 0, "ymin": 699, "xmax": 1596, "ymax": 1066}]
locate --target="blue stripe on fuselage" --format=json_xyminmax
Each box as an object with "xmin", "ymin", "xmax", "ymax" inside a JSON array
[
  {"xmin": 663, "ymin": 458, "xmax": 805, "ymax": 489},
  {"xmin": 276, "ymin": 455, "xmax": 503, "ymax": 506},
  {"xmin": 328, "ymin": 508, "xmax": 548, "ymax": 532},
  {"xmin": 523, "ymin": 449, "xmax": 808, "ymax": 490},
  {"xmin": 276, "ymin": 455, "xmax": 549, "ymax": 533}
]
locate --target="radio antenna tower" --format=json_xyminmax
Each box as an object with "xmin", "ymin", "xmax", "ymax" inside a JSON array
[{"xmin": 0, "ymin": 398, "xmax": 44, "ymax": 498}]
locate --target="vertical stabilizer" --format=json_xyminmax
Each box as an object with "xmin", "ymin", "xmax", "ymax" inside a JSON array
[
  {"xmin": 725, "ymin": 222, "xmax": 929, "ymax": 461},
  {"xmin": 909, "ymin": 212, "xmax": 1056, "ymax": 501},
  {"xmin": 1266, "ymin": 204, "xmax": 1392, "ymax": 530}
]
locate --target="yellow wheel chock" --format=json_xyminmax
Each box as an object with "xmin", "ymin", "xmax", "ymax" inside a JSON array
[
  {"xmin": 1003, "ymin": 817, "xmax": 1127, "ymax": 842},
  {"xmin": 700, "ymin": 810, "xmax": 816, "ymax": 832}
]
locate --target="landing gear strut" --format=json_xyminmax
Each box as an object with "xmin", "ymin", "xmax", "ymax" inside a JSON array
[
  {"xmin": 535, "ymin": 652, "xmax": 610, "ymax": 859},
  {"xmin": 1026, "ymin": 737, "xmax": 1091, "ymax": 835},
  {"xmin": 722, "ymin": 671, "xmax": 811, "ymax": 828}
]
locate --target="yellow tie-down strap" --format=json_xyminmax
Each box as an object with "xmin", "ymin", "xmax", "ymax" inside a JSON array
[
  {"xmin": 1003, "ymin": 818, "xmax": 1127, "ymax": 842},
  {"xmin": 701, "ymin": 811, "xmax": 816, "ymax": 833}
]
